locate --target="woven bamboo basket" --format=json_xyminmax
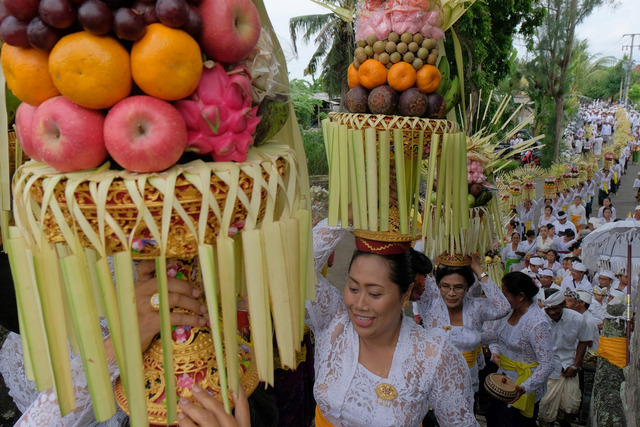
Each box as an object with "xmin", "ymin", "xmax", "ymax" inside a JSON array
[
  {"xmin": 13, "ymin": 148, "xmax": 291, "ymax": 260},
  {"xmin": 330, "ymin": 113, "xmax": 459, "ymax": 160}
]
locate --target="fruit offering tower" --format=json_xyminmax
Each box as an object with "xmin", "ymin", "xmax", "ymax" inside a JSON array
[{"xmin": 0, "ymin": 0, "xmax": 312, "ymax": 425}]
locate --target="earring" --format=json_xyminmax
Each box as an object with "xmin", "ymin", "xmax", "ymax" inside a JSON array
[{"xmin": 403, "ymin": 300, "xmax": 409, "ymax": 308}]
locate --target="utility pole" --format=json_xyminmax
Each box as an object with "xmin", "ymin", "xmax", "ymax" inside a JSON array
[{"xmin": 623, "ymin": 34, "xmax": 640, "ymax": 106}]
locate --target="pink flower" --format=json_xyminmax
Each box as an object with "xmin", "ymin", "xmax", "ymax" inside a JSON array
[
  {"xmin": 177, "ymin": 374, "xmax": 194, "ymax": 389},
  {"xmin": 167, "ymin": 263, "xmax": 179, "ymax": 278}
]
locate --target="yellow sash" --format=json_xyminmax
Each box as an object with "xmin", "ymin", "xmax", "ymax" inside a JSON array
[
  {"xmin": 602, "ymin": 182, "xmax": 609, "ymax": 194},
  {"xmin": 499, "ymin": 354, "xmax": 539, "ymax": 418},
  {"xmin": 598, "ymin": 336, "xmax": 627, "ymax": 369},
  {"xmin": 316, "ymin": 406, "xmax": 422, "ymax": 427},
  {"xmin": 614, "ymin": 172, "xmax": 618, "ymax": 184},
  {"xmin": 523, "ymin": 221, "xmax": 534, "ymax": 232},
  {"xmin": 462, "ymin": 347, "xmax": 482, "ymax": 368},
  {"xmin": 570, "ymin": 215, "xmax": 581, "ymax": 228}
]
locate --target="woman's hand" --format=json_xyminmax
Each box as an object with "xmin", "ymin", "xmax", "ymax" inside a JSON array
[
  {"xmin": 470, "ymin": 253, "xmax": 484, "ymax": 277},
  {"xmin": 508, "ymin": 385, "xmax": 526, "ymax": 404},
  {"xmin": 178, "ymin": 385, "xmax": 250, "ymax": 427},
  {"xmin": 135, "ymin": 261, "xmax": 208, "ymax": 350}
]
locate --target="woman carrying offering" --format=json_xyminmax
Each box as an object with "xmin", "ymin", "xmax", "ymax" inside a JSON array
[
  {"xmin": 308, "ymin": 219, "xmax": 478, "ymax": 427},
  {"xmin": 535, "ymin": 225, "xmax": 556, "ymax": 257},
  {"xmin": 415, "ymin": 253, "xmax": 511, "ymax": 393},
  {"xmin": 482, "ymin": 272, "xmax": 554, "ymax": 427},
  {"xmin": 501, "ymin": 232, "xmax": 526, "ymax": 273}
]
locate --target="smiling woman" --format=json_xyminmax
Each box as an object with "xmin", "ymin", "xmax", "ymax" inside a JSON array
[
  {"xmin": 415, "ymin": 254, "xmax": 511, "ymax": 393},
  {"xmin": 307, "ymin": 219, "xmax": 479, "ymax": 427}
]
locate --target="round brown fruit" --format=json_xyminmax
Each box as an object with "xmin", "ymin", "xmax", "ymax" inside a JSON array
[
  {"xmin": 355, "ymin": 47, "xmax": 367, "ymax": 63},
  {"xmin": 378, "ymin": 52, "xmax": 390, "ymax": 64},
  {"xmin": 469, "ymin": 183, "xmax": 483, "ymax": 197},
  {"xmin": 364, "ymin": 45, "xmax": 374, "ymax": 57},
  {"xmin": 427, "ymin": 53, "xmax": 438, "ymax": 65},
  {"xmin": 417, "ymin": 47, "xmax": 428, "ymax": 59},
  {"xmin": 388, "ymin": 32, "xmax": 399, "ymax": 43},
  {"xmin": 411, "ymin": 58, "xmax": 423, "ymax": 70},
  {"xmin": 390, "ymin": 52, "xmax": 401, "ymax": 63},
  {"xmin": 368, "ymin": 85, "xmax": 398, "ymax": 115},
  {"xmin": 396, "ymin": 42, "xmax": 407, "ymax": 54},
  {"xmin": 422, "ymin": 38, "xmax": 436, "ymax": 50},
  {"xmin": 346, "ymin": 86, "xmax": 370, "ymax": 113},
  {"xmin": 398, "ymin": 87, "xmax": 428, "ymax": 117},
  {"xmin": 353, "ymin": 59, "xmax": 361, "ymax": 69},
  {"xmin": 357, "ymin": 40, "xmax": 367, "ymax": 48},
  {"xmin": 366, "ymin": 34, "xmax": 377, "ymax": 46},
  {"xmin": 400, "ymin": 32, "xmax": 412, "ymax": 44},
  {"xmin": 408, "ymin": 42, "xmax": 419, "ymax": 53},
  {"xmin": 425, "ymin": 93, "xmax": 446, "ymax": 119},
  {"xmin": 373, "ymin": 40, "xmax": 385, "ymax": 54},
  {"xmin": 385, "ymin": 41, "xmax": 396, "ymax": 53},
  {"xmin": 403, "ymin": 52, "xmax": 414, "ymax": 63},
  {"xmin": 413, "ymin": 33, "xmax": 423, "ymax": 45}
]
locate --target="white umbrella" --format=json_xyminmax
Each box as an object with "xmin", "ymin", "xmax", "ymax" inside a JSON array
[
  {"xmin": 582, "ymin": 219, "xmax": 640, "ymax": 366},
  {"xmin": 582, "ymin": 220, "xmax": 640, "ymax": 276}
]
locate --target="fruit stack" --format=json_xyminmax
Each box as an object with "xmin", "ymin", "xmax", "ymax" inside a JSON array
[
  {"xmin": 1, "ymin": 1, "xmax": 314, "ymax": 426},
  {"xmin": 1, "ymin": 0, "xmax": 269, "ymax": 173}
]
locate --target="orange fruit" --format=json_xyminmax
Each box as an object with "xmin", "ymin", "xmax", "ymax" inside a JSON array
[
  {"xmin": 131, "ymin": 23, "xmax": 202, "ymax": 101},
  {"xmin": 348, "ymin": 63, "xmax": 360, "ymax": 89},
  {"xmin": 1, "ymin": 44, "xmax": 60, "ymax": 106},
  {"xmin": 357, "ymin": 59, "xmax": 387, "ymax": 90},
  {"xmin": 387, "ymin": 62, "xmax": 417, "ymax": 92},
  {"xmin": 49, "ymin": 32, "xmax": 132, "ymax": 109},
  {"xmin": 416, "ymin": 64, "xmax": 441, "ymax": 94}
]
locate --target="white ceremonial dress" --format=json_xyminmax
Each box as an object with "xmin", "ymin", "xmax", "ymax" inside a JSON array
[
  {"xmin": 538, "ymin": 215, "xmax": 557, "ymax": 229},
  {"xmin": 481, "ymin": 305, "xmax": 554, "ymax": 402},
  {"xmin": 415, "ymin": 274, "xmax": 511, "ymax": 393},
  {"xmin": 560, "ymin": 276, "xmax": 593, "ymax": 292},
  {"xmin": 308, "ymin": 220, "xmax": 479, "ymax": 427}
]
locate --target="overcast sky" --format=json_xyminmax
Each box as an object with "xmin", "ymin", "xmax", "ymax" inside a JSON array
[{"xmin": 263, "ymin": 0, "xmax": 640, "ymax": 81}]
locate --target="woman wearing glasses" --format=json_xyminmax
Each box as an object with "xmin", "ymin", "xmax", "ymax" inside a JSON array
[{"xmin": 415, "ymin": 254, "xmax": 511, "ymax": 393}]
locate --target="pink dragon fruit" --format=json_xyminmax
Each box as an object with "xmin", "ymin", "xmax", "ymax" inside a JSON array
[{"xmin": 174, "ymin": 63, "xmax": 261, "ymax": 163}]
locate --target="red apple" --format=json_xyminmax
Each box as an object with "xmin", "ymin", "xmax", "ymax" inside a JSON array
[
  {"xmin": 198, "ymin": 0, "xmax": 260, "ymax": 63},
  {"xmin": 32, "ymin": 96, "xmax": 107, "ymax": 172},
  {"xmin": 104, "ymin": 96, "xmax": 188, "ymax": 173},
  {"xmin": 15, "ymin": 102, "xmax": 42, "ymax": 161}
]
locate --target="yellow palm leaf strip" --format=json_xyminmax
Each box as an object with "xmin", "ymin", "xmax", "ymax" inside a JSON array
[
  {"xmin": 352, "ymin": 130, "xmax": 368, "ymax": 228},
  {"xmin": 31, "ymin": 238, "xmax": 75, "ymax": 414},
  {"xmin": 379, "ymin": 130, "xmax": 391, "ymax": 231},
  {"xmin": 326, "ymin": 122, "xmax": 340, "ymax": 226},
  {"xmin": 339, "ymin": 125, "xmax": 349, "ymax": 228},
  {"xmin": 348, "ymin": 130, "xmax": 361, "ymax": 230},
  {"xmin": 422, "ymin": 133, "xmax": 440, "ymax": 251},
  {"xmin": 5, "ymin": 228, "xmax": 53, "ymax": 390},
  {"xmin": 365, "ymin": 128, "xmax": 378, "ymax": 231},
  {"xmin": 60, "ymin": 248, "xmax": 116, "ymax": 422},
  {"xmin": 113, "ymin": 250, "xmax": 148, "ymax": 427}
]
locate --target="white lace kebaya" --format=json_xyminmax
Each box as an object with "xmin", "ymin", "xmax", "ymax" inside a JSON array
[
  {"xmin": 415, "ymin": 272, "xmax": 511, "ymax": 392},
  {"xmin": 307, "ymin": 220, "xmax": 479, "ymax": 427}
]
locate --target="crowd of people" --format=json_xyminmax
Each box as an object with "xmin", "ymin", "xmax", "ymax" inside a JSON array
[{"xmin": 0, "ymin": 103, "xmax": 637, "ymax": 427}]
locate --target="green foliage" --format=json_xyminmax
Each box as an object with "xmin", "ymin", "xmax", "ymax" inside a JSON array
[
  {"xmin": 301, "ymin": 128, "xmax": 329, "ymax": 176},
  {"xmin": 445, "ymin": 0, "xmax": 544, "ymax": 118},
  {"xmin": 290, "ymin": 78, "xmax": 323, "ymax": 130},
  {"xmin": 629, "ymin": 84, "xmax": 640, "ymax": 105},
  {"xmin": 495, "ymin": 160, "xmax": 520, "ymax": 172},
  {"xmin": 289, "ymin": 0, "xmax": 358, "ymax": 99},
  {"xmin": 6, "ymin": 88, "xmax": 21, "ymax": 130}
]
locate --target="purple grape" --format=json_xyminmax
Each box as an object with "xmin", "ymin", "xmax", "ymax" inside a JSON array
[
  {"xmin": 113, "ymin": 7, "xmax": 146, "ymax": 41},
  {"xmin": 103, "ymin": 0, "xmax": 129, "ymax": 8},
  {"xmin": 0, "ymin": 1, "xmax": 11, "ymax": 25},
  {"xmin": 78, "ymin": 0, "xmax": 113, "ymax": 35},
  {"xmin": 0, "ymin": 16, "xmax": 30, "ymax": 47},
  {"xmin": 5, "ymin": 0, "xmax": 40, "ymax": 22},
  {"xmin": 132, "ymin": 0, "xmax": 158, "ymax": 25},
  {"xmin": 27, "ymin": 17, "xmax": 63, "ymax": 51},
  {"xmin": 39, "ymin": 0, "xmax": 77, "ymax": 29},
  {"xmin": 155, "ymin": 0, "xmax": 187, "ymax": 28},
  {"xmin": 182, "ymin": 3, "xmax": 201, "ymax": 37}
]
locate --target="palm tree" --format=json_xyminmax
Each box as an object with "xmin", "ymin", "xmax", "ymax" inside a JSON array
[
  {"xmin": 567, "ymin": 39, "xmax": 614, "ymax": 98},
  {"xmin": 289, "ymin": 0, "xmax": 357, "ymax": 102}
]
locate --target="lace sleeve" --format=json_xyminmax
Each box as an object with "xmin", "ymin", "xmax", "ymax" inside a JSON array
[
  {"xmin": 521, "ymin": 320, "xmax": 553, "ymax": 394},
  {"xmin": 14, "ymin": 356, "xmax": 121, "ymax": 427},
  {"xmin": 428, "ymin": 339, "xmax": 479, "ymax": 426},
  {"xmin": 481, "ymin": 319, "xmax": 501, "ymax": 346},
  {"xmin": 305, "ymin": 218, "xmax": 350, "ymax": 333},
  {"xmin": 415, "ymin": 275, "xmax": 439, "ymax": 319},
  {"xmin": 472, "ymin": 278, "xmax": 511, "ymax": 323}
]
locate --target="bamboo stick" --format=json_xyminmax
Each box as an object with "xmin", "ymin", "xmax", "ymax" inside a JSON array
[{"xmin": 365, "ymin": 128, "xmax": 378, "ymax": 230}]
